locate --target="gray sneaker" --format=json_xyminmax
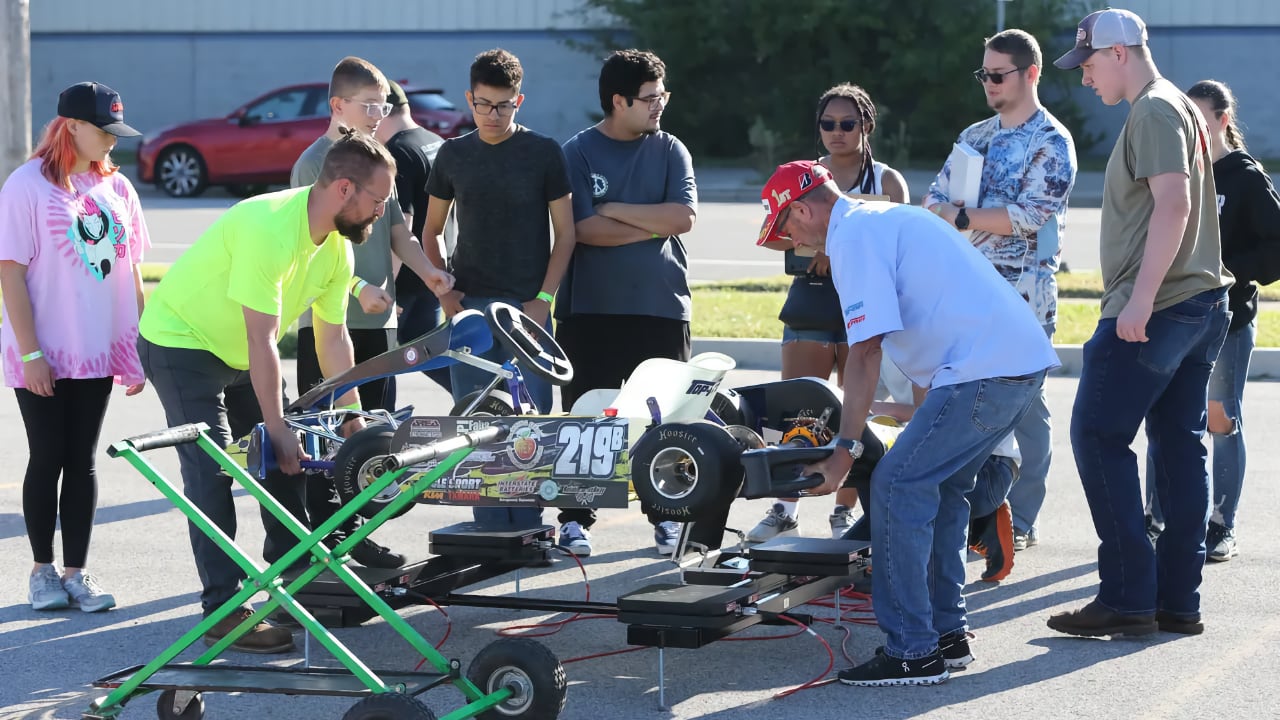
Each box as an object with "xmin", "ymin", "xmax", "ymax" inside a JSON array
[
  {"xmin": 747, "ymin": 503, "xmax": 800, "ymax": 543},
  {"xmin": 29, "ymin": 565, "xmax": 70, "ymax": 611},
  {"xmin": 62, "ymin": 570, "xmax": 116, "ymax": 613},
  {"xmin": 829, "ymin": 505, "xmax": 855, "ymax": 539}
]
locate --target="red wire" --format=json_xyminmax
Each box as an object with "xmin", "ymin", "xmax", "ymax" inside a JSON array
[
  {"xmin": 771, "ymin": 615, "xmax": 836, "ymax": 699},
  {"xmin": 412, "ymin": 595, "xmax": 453, "ymax": 671}
]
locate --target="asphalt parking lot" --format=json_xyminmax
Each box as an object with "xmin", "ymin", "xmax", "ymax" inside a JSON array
[{"xmin": 2, "ymin": 366, "xmax": 1278, "ymax": 719}]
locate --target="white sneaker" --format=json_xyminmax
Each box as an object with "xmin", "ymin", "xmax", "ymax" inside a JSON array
[
  {"xmin": 829, "ymin": 505, "xmax": 856, "ymax": 539},
  {"xmin": 29, "ymin": 565, "xmax": 70, "ymax": 611},
  {"xmin": 747, "ymin": 503, "xmax": 800, "ymax": 543},
  {"xmin": 558, "ymin": 522, "xmax": 593, "ymax": 557},
  {"xmin": 62, "ymin": 570, "xmax": 116, "ymax": 613}
]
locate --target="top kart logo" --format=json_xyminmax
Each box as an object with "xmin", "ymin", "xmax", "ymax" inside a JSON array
[
  {"xmin": 506, "ymin": 420, "xmax": 546, "ymax": 470},
  {"xmin": 686, "ymin": 380, "xmax": 719, "ymax": 396}
]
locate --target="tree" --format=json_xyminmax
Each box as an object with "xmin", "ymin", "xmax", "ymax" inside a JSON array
[{"xmin": 564, "ymin": 0, "xmax": 1096, "ymax": 167}]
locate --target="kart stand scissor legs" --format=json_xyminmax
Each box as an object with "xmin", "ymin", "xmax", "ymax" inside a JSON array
[{"xmin": 86, "ymin": 422, "xmax": 567, "ymax": 720}]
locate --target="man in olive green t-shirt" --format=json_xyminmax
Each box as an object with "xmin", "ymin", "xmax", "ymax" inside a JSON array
[
  {"xmin": 1048, "ymin": 9, "xmax": 1231, "ymax": 639},
  {"xmin": 137, "ymin": 135, "xmax": 442, "ymax": 654}
]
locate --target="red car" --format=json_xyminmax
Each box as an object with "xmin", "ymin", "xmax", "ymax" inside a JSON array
[{"xmin": 138, "ymin": 82, "xmax": 474, "ymax": 198}]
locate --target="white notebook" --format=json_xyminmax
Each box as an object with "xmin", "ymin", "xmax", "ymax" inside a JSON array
[{"xmin": 948, "ymin": 142, "xmax": 984, "ymax": 209}]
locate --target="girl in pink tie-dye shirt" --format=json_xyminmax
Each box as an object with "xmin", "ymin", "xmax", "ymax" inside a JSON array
[{"xmin": 0, "ymin": 82, "xmax": 150, "ymax": 612}]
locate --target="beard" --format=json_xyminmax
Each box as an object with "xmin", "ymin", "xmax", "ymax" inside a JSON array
[{"xmin": 334, "ymin": 205, "xmax": 376, "ymax": 245}]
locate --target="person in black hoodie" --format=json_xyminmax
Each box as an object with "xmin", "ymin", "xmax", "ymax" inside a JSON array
[{"xmin": 1147, "ymin": 79, "xmax": 1280, "ymax": 561}]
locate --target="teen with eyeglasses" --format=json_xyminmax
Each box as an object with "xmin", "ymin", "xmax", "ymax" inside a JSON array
[
  {"xmin": 750, "ymin": 83, "xmax": 909, "ymax": 545},
  {"xmin": 924, "ymin": 30, "xmax": 1077, "ymax": 556},
  {"xmin": 290, "ymin": 56, "xmax": 450, "ymax": 571},
  {"xmin": 554, "ymin": 49, "xmax": 697, "ymax": 557},
  {"xmin": 422, "ymin": 49, "xmax": 576, "ymax": 532}
]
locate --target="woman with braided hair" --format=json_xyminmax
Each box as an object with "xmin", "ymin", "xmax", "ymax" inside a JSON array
[
  {"xmin": 1145, "ymin": 79, "xmax": 1280, "ymax": 561},
  {"xmin": 750, "ymin": 83, "xmax": 909, "ymax": 544}
]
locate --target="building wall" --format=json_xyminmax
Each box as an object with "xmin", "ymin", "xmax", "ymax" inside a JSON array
[
  {"xmin": 30, "ymin": 1, "xmax": 1280, "ymax": 159},
  {"xmin": 30, "ymin": 31, "xmax": 606, "ymax": 147}
]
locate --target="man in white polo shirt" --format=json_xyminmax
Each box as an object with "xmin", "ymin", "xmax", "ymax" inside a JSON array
[{"xmin": 756, "ymin": 161, "xmax": 1058, "ymax": 686}]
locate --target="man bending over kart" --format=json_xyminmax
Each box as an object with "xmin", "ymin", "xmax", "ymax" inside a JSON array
[
  {"xmin": 137, "ymin": 133, "xmax": 453, "ymax": 654},
  {"xmin": 756, "ymin": 161, "xmax": 1058, "ymax": 686}
]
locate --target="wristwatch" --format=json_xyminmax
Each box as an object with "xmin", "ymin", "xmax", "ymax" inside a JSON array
[
  {"xmin": 835, "ymin": 437, "xmax": 865, "ymax": 461},
  {"xmin": 955, "ymin": 207, "xmax": 970, "ymax": 231}
]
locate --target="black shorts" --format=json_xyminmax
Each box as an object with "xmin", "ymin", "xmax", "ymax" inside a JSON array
[{"xmin": 555, "ymin": 314, "xmax": 691, "ymax": 410}]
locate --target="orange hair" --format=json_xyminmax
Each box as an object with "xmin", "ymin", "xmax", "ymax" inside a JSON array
[{"xmin": 29, "ymin": 117, "xmax": 118, "ymax": 190}]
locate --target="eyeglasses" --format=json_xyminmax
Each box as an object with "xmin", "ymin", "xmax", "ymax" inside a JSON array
[
  {"xmin": 472, "ymin": 99, "xmax": 519, "ymax": 117},
  {"xmin": 819, "ymin": 119, "xmax": 860, "ymax": 133},
  {"xmin": 348, "ymin": 180, "xmax": 390, "ymax": 211},
  {"xmin": 972, "ymin": 67, "xmax": 1027, "ymax": 85},
  {"xmin": 626, "ymin": 91, "xmax": 672, "ymax": 109},
  {"xmin": 345, "ymin": 99, "xmax": 393, "ymax": 118}
]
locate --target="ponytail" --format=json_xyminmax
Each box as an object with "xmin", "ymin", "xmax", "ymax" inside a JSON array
[{"xmin": 1187, "ymin": 79, "xmax": 1247, "ymax": 152}]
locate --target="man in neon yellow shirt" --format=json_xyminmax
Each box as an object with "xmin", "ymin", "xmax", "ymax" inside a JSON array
[{"xmin": 138, "ymin": 133, "xmax": 453, "ymax": 654}]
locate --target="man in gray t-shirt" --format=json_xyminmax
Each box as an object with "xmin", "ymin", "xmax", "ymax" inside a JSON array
[{"xmin": 554, "ymin": 50, "xmax": 698, "ymax": 558}]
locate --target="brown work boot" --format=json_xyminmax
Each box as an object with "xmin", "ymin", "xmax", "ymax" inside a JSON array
[
  {"xmin": 202, "ymin": 607, "xmax": 295, "ymax": 654},
  {"xmin": 1047, "ymin": 600, "xmax": 1157, "ymax": 638}
]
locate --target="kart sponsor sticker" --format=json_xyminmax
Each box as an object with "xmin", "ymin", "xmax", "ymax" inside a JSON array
[
  {"xmin": 409, "ymin": 418, "xmax": 443, "ymax": 439},
  {"xmin": 506, "ymin": 420, "xmax": 547, "ymax": 470},
  {"xmin": 686, "ymin": 379, "xmax": 719, "ymax": 396}
]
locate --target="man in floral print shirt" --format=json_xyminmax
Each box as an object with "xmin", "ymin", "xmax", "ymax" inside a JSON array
[{"xmin": 925, "ymin": 29, "xmax": 1077, "ymax": 551}]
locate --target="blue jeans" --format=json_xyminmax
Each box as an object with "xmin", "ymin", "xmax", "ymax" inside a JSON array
[
  {"xmin": 1071, "ymin": 288, "xmax": 1229, "ymax": 616},
  {"xmin": 967, "ymin": 455, "xmax": 1018, "ymax": 519},
  {"xmin": 871, "ymin": 370, "xmax": 1046, "ymax": 659},
  {"xmin": 1147, "ymin": 318, "xmax": 1254, "ymax": 529},
  {"xmin": 450, "ymin": 295, "xmax": 550, "ymax": 529},
  {"xmin": 449, "ymin": 295, "xmax": 553, "ymax": 414},
  {"xmin": 1005, "ymin": 322, "xmax": 1055, "ymax": 535}
]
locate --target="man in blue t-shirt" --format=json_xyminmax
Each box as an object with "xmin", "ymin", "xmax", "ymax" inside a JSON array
[
  {"xmin": 757, "ymin": 161, "xmax": 1058, "ymax": 687},
  {"xmin": 555, "ymin": 50, "xmax": 698, "ymax": 557}
]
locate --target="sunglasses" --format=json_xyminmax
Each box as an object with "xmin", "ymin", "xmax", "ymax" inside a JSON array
[
  {"xmin": 972, "ymin": 67, "xmax": 1027, "ymax": 85},
  {"xmin": 819, "ymin": 118, "xmax": 859, "ymax": 133}
]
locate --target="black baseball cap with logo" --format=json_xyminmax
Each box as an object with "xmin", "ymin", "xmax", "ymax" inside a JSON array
[{"xmin": 56, "ymin": 82, "xmax": 141, "ymax": 137}]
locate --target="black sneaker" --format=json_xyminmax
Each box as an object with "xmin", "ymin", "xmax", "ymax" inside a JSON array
[
  {"xmin": 840, "ymin": 650, "xmax": 949, "ymax": 687},
  {"xmin": 1206, "ymin": 521, "xmax": 1238, "ymax": 562},
  {"xmin": 938, "ymin": 630, "xmax": 975, "ymax": 669},
  {"xmin": 1145, "ymin": 514, "xmax": 1164, "ymax": 550},
  {"xmin": 350, "ymin": 538, "xmax": 407, "ymax": 569},
  {"xmin": 874, "ymin": 631, "xmax": 974, "ymax": 670}
]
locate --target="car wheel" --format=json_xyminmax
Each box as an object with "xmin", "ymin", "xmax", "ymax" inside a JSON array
[{"xmin": 157, "ymin": 145, "xmax": 208, "ymax": 198}]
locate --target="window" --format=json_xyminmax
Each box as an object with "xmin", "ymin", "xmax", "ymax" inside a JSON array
[
  {"xmin": 245, "ymin": 90, "xmax": 310, "ymax": 123},
  {"xmin": 407, "ymin": 92, "xmax": 457, "ymax": 111}
]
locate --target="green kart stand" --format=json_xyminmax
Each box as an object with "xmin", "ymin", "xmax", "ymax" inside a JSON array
[{"xmin": 85, "ymin": 422, "xmax": 567, "ymax": 720}]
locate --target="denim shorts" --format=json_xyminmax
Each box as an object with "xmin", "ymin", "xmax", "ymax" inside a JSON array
[{"xmin": 782, "ymin": 324, "xmax": 847, "ymax": 345}]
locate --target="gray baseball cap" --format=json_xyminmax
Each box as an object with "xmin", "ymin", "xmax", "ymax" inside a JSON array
[{"xmin": 1054, "ymin": 8, "xmax": 1148, "ymax": 70}]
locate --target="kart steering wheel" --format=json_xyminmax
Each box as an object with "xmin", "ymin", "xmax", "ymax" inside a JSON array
[{"xmin": 484, "ymin": 302, "xmax": 575, "ymax": 387}]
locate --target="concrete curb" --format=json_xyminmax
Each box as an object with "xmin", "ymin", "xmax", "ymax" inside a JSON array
[{"xmin": 693, "ymin": 337, "xmax": 1280, "ymax": 380}]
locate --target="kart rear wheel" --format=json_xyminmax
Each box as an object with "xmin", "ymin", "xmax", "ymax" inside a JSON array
[
  {"xmin": 332, "ymin": 425, "xmax": 412, "ymax": 521},
  {"xmin": 450, "ymin": 389, "xmax": 517, "ymax": 417},
  {"xmin": 342, "ymin": 693, "xmax": 436, "ymax": 720},
  {"xmin": 630, "ymin": 421, "xmax": 744, "ymax": 521},
  {"xmin": 466, "ymin": 638, "xmax": 566, "ymax": 719}
]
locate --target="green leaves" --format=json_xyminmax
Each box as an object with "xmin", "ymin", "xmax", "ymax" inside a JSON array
[{"xmin": 567, "ymin": 0, "xmax": 1096, "ymax": 162}]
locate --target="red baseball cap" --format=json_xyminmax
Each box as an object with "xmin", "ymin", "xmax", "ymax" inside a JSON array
[{"xmin": 757, "ymin": 160, "xmax": 831, "ymax": 245}]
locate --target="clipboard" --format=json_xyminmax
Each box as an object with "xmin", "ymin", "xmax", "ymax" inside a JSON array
[{"xmin": 784, "ymin": 192, "xmax": 890, "ymax": 275}]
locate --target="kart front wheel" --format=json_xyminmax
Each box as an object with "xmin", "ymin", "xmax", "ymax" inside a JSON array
[{"xmin": 332, "ymin": 425, "xmax": 412, "ymax": 521}]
